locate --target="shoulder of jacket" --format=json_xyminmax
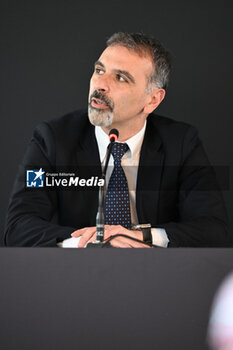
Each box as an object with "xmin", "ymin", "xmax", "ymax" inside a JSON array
[
  {"xmin": 149, "ymin": 113, "xmax": 195, "ymax": 129},
  {"xmin": 148, "ymin": 113, "xmax": 198, "ymax": 137},
  {"xmin": 35, "ymin": 109, "xmax": 90, "ymax": 138},
  {"xmin": 46, "ymin": 109, "xmax": 88, "ymax": 129}
]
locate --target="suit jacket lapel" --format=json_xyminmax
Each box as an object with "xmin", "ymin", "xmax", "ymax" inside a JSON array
[
  {"xmin": 77, "ymin": 120, "xmax": 101, "ymax": 167},
  {"xmin": 76, "ymin": 119, "xmax": 102, "ymax": 225},
  {"xmin": 136, "ymin": 116, "xmax": 164, "ymax": 225}
]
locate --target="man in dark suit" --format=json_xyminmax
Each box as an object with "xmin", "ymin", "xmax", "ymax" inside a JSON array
[{"xmin": 4, "ymin": 32, "xmax": 231, "ymax": 247}]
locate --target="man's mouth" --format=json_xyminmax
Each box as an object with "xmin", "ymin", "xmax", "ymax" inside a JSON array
[
  {"xmin": 91, "ymin": 97, "xmax": 109, "ymax": 109},
  {"xmin": 89, "ymin": 91, "xmax": 114, "ymax": 112}
]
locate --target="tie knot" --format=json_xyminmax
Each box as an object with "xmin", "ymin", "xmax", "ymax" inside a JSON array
[{"xmin": 111, "ymin": 142, "xmax": 129, "ymax": 161}]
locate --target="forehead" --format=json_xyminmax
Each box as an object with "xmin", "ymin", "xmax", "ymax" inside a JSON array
[{"xmin": 98, "ymin": 45, "xmax": 154, "ymax": 80}]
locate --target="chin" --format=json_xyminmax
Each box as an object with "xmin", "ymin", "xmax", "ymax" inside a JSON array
[{"xmin": 88, "ymin": 106, "xmax": 113, "ymax": 127}]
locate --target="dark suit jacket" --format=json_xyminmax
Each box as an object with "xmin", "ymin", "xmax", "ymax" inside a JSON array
[{"xmin": 4, "ymin": 110, "xmax": 231, "ymax": 247}]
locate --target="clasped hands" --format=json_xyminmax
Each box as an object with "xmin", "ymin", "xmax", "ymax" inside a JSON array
[{"xmin": 71, "ymin": 225, "xmax": 151, "ymax": 248}]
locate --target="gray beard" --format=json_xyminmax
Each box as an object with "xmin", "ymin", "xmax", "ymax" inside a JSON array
[{"xmin": 88, "ymin": 105, "xmax": 113, "ymax": 127}]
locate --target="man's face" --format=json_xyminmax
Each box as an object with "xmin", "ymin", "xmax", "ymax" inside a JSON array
[{"xmin": 88, "ymin": 45, "xmax": 154, "ymax": 129}]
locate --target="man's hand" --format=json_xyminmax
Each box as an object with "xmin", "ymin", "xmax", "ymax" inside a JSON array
[{"xmin": 71, "ymin": 225, "xmax": 151, "ymax": 248}]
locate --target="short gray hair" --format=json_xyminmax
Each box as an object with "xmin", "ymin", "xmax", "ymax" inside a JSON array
[{"xmin": 106, "ymin": 32, "xmax": 171, "ymax": 91}]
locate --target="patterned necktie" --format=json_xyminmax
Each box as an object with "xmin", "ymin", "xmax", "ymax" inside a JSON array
[{"xmin": 104, "ymin": 142, "xmax": 132, "ymax": 229}]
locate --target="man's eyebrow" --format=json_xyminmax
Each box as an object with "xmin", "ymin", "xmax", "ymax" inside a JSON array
[
  {"xmin": 94, "ymin": 61, "xmax": 135, "ymax": 84},
  {"xmin": 94, "ymin": 60, "xmax": 105, "ymax": 68},
  {"xmin": 114, "ymin": 69, "xmax": 135, "ymax": 84}
]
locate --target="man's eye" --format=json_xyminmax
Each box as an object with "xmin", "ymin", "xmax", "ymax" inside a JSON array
[
  {"xmin": 117, "ymin": 74, "xmax": 127, "ymax": 82},
  {"xmin": 95, "ymin": 68, "xmax": 104, "ymax": 75}
]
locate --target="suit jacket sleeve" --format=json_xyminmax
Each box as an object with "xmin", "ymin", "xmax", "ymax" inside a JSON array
[
  {"xmin": 4, "ymin": 122, "xmax": 76, "ymax": 247},
  {"xmin": 159, "ymin": 125, "xmax": 231, "ymax": 247}
]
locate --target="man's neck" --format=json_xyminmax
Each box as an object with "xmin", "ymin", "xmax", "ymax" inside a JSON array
[{"xmin": 101, "ymin": 119, "xmax": 147, "ymax": 142}]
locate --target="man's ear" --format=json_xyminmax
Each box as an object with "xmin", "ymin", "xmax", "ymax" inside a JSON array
[{"xmin": 143, "ymin": 89, "xmax": 166, "ymax": 114}]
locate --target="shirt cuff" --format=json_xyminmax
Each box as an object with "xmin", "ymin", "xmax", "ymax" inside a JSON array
[
  {"xmin": 57, "ymin": 237, "xmax": 81, "ymax": 248},
  {"xmin": 151, "ymin": 228, "xmax": 169, "ymax": 247}
]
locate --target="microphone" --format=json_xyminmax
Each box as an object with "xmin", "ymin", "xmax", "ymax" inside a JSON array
[
  {"xmin": 103, "ymin": 129, "xmax": 119, "ymax": 178},
  {"xmin": 109, "ymin": 129, "xmax": 119, "ymax": 142},
  {"xmin": 86, "ymin": 129, "xmax": 119, "ymax": 248}
]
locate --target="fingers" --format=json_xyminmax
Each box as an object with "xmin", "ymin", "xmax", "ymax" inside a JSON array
[
  {"xmin": 104, "ymin": 225, "xmax": 147, "ymax": 247},
  {"xmin": 110, "ymin": 238, "xmax": 132, "ymax": 248},
  {"xmin": 104, "ymin": 225, "xmax": 129, "ymax": 240},
  {"xmin": 71, "ymin": 227, "xmax": 96, "ymax": 248},
  {"xmin": 104, "ymin": 226, "xmax": 143, "ymax": 242},
  {"xmin": 71, "ymin": 227, "xmax": 91, "ymax": 238},
  {"xmin": 79, "ymin": 228, "xmax": 97, "ymax": 247},
  {"xmin": 70, "ymin": 225, "xmax": 149, "ymax": 248},
  {"xmin": 109, "ymin": 236, "xmax": 151, "ymax": 248},
  {"xmin": 89, "ymin": 235, "xmax": 97, "ymax": 243}
]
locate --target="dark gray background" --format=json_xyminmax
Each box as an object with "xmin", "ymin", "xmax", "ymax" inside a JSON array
[{"xmin": 1, "ymin": 0, "xmax": 233, "ymax": 245}]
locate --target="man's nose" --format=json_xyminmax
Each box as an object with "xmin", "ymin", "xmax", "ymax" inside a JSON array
[{"xmin": 95, "ymin": 74, "xmax": 110, "ymax": 94}]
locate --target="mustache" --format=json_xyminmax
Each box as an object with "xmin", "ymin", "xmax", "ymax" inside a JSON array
[{"xmin": 89, "ymin": 91, "xmax": 114, "ymax": 112}]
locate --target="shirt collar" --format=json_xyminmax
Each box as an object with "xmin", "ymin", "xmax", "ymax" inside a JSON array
[{"xmin": 95, "ymin": 121, "xmax": 147, "ymax": 163}]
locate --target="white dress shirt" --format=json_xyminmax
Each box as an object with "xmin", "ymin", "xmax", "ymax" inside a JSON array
[
  {"xmin": 60, "ymin": 122, "xmax": 169, "ymax": 248},
  {"xmin": 95, "ymin": 123, "xmax": 169, "ymax": 248}
]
